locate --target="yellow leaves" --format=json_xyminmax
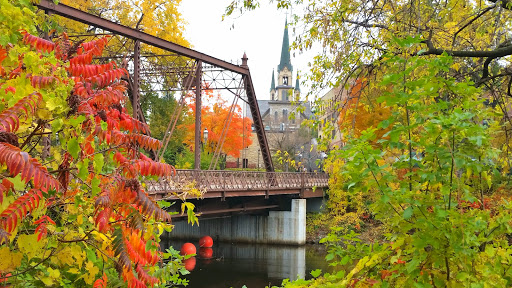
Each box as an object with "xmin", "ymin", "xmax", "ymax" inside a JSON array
[
  {"xmin": 0, "ymin": 246, "xmax": 21, "ymax": 273},
  {"xmin": 91, "ymin": 231, "xmax": 113, "ymax": 260},
  {"xmin": 451, "ymin": 62, "xmax": 461, "ymax": 72},
  {"xmin": 17, "ymin": 234, "xmax": 47, "ymax": 260},
  {"xmin": 83, "ymin": 261, "xmax": 100, "ymax": 285},
  {"xmin": 444, "ymin": 21, "xmax": 457, "ymax": 30},
  {"xmin": 52, "ymin": 244, "xmax": 85, "ymax": 269},
  {"xmin": 40, "ymin": 267, "xmax": 61, "ymax": 286},
  {"xmin": 77, "ymin": 214, "xmax": 83, "ymax": 225}
]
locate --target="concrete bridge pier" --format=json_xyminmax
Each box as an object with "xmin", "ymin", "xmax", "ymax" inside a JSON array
[{"xmin": 169, "ymin": 199, "xmax": 307, "ymax": 245}]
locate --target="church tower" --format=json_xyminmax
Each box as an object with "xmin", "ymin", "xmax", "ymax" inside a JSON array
[{"xmin": 269, "ymin": 19, "xmax": 299, "ymax": 101}]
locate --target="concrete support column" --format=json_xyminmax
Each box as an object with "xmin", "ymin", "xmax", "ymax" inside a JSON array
[
  {"xmin": 169, "ymin": 199, "xmax": 307, "ymax": 245},
  {"xmin": 267, "ymin": 199, "xmax": 306, "ymax": 245}
]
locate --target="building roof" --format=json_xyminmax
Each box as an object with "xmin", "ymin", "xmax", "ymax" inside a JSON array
[
  {"xmin": 270, "ymin": 70, "xmax": 275, "ymax": 91},
  {"xmin": 246, "ymin": 100, "xmax": 312, "ymax": 121},
  {"xmin": 277, "ymin": 19, "xmax": 293, "ymax": 73}
]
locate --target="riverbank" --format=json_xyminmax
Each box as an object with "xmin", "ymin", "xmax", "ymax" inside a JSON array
[{"xmin": 305, "ymin": 212, "xmax": 384, "ymax": 244}]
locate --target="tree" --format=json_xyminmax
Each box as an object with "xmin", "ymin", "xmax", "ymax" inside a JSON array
[
  {"xmin": 0, "ymin": 1, "xmax": 193, "ymax": 286},
  {"xmin": 226, "ymin": 1, "xmax": 512, "ymax": 287},
  {"xmin": 180, "ymin": 88, "xmax": 253, "ymax": 165},
  {"xmin": 269, "ymin": 125, "xmax": 314, "ymax": 171}
]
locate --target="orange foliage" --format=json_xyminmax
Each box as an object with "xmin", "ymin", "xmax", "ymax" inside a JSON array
[
  {"xmin": 181, "ymin": 88, "xmax": 253, "ymax": 158},
  {"xmin": 339, "ymin": 78, "xmax": 391, "ymax": 140}
]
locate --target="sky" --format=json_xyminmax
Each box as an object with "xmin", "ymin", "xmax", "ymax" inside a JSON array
[{"xmin": 179, "ymin": 0, "xmax": 313, "ymax": 101}]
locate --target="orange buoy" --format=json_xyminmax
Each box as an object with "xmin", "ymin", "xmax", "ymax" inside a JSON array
[
  {"xmin": 183, "ymin": 257, "xmax": 196, "ymax": 271},
  {"xmin": 180, "ymin": 243, "xmax": 196, "ymax": 256},
  {"xmin": 199, "ymin": 247, "xmax": 213, "ymax": 259},
  {"xmin": 199, "ymin": 236, "xmax": 213, "ymax": 248}
]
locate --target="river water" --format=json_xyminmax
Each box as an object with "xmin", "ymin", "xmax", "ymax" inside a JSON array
[{"xmin": 161, "ymin": 239, "xmax": 334, "ymax": 288}]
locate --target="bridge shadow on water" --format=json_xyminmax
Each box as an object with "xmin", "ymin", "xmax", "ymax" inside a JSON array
[{"xmin": 161, "ymin": 239, "xmax": 334, "ymax": 288}]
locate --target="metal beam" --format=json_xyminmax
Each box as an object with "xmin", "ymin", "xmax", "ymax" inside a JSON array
[
  {"xmin": 241, "ymin": 55, "xmax": 274, "ymax": 172},
  {"xmin": 194, "ymin": 61, "xmax": 202, "ymax": 170},
  {"xmin": 36, "ymin": 0, "xmax": 247, "ymax": 75},
  {"xmin": 132, "ymin": 40, "xmax": 140, "ymax": 119}
]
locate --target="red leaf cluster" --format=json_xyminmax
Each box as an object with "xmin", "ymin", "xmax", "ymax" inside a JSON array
[
  {"xmin": 34, "ymin": 215, "xmax": 56, "ymax": 241},
  {"xmin": 21, "ymin": 30, "xmax": 55, "ymax": 53},
  {"xmin": 0, "ymin": 179, "xmax": 13, "ymax": 204},
  {"xmin": 79, "ymin": 37, "xmax": 109, "ymax": 57},
  {"xmin": 69, "ymin": 62, "xmax": 116, "ymax": 78},
  {"xmin": 84, "ymin": 68, "xmax": 127, "ymax": 88},
  {"xmin": 93, "ymin": 273, "xmax": 108, "ymax": 288},
  {"xmin": 113, "ymin": 152, "xmax": 175, "ymax": 178},
  {"xmin": 0, "ymin": 93, "xmax": 41, "ymax": 133},
  {"xmin": 116, "ymin": 228, "xmax": 160, "ymax": 288},
  {"xmin": 30, "ymin": 75, "xmax": 59, "ymax": 89},
  {"xmin": 0, "ymin": 189, "xmax": 43, "ymax": 234},
  {"xmin": 108, "ymin": 130, "xmax": 162, "ymax": 151},
  {"xmin": 0, "ymin": 143, "xmax": 59, "ymax": 192}
]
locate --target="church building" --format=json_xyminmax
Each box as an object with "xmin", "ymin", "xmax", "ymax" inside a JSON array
[{"xmin": 226, "ymin": 19, "xmax": 312, "ymax": 170}]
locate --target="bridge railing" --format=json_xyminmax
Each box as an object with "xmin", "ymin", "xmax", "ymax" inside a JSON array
[{"xmin": 146, "ymin": 170, "xmax": 329, "ymax": 195}]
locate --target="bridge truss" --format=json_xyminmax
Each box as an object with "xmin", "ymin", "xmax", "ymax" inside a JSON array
[{"xmin": 37, "ymin": 0, "xmax": 274, "ymax": 172}]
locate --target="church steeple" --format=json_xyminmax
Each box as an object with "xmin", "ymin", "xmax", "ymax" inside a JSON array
[
  {"xmin": 270, "ymin": 70, "xmax": 276, "ymax": 91},
  {"xmin": 277, "ymin": 19, "xmax": 293, "ymax": 73}
]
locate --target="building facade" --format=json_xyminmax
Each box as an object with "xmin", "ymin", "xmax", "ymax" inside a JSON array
[{"xmin": 317, "ymin": 86, "xmax": 346, "ymax": 150}]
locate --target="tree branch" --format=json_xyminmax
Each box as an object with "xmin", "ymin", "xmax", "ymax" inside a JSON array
[
  {"xmin": 452, "ymin": 5, "xmax": 495, "ymax": 47},
  {"xmin": 342, "ymin": 19, "xmax": 389, "ymax": 30},
  {"xmin": 420, "ymin": 39, "xmax": 512, "ymax": 59}
]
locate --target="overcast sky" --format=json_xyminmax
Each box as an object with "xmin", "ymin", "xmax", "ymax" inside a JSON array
[{"xmin": 179, "ymin": 0, "xmax": 312, "ymax": 101}]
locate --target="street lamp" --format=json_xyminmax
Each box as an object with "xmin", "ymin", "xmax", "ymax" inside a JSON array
[
  {"xmin": 203, "ymin": 128, "xmax": 208, "ymax": 143},
  {"xmin": 203, "ymin": 128, "xmax": 208, "ymax": 151}
]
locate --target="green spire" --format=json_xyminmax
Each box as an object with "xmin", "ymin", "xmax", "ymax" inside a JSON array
[
  {"xmin": 270, "ymin": 69, "xmax": 276, "ymax": 91},
  {"xmin": 294, "ymin": 71, "xmax": 300, "ymax": 92},
  {"xmin": 277, "ymin": 18, "xmax": 293, "ymax": 73}
]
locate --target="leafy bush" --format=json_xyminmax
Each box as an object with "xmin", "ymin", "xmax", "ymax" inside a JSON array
[
  {"xmin": 284, "ymin": 45, "xmax": 512, "ymax": 287},
  {"xmin": 0, "ymin": 1, "xmax": 192, "ymax": 287}
]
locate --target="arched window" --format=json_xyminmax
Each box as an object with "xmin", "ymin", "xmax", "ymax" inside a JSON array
[
  {"xmin": 283, "ymin": 76, "xmax": 288, "ymax": 85},
  {"xmin": 282, "ymin": 109, "xmax": 288, "ymax": 121},
  {"xmin": 274, "ymin": 111, "xmax": 278, "ymax": 122}
]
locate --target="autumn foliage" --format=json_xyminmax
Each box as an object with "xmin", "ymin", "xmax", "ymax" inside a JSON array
[
  {"xmin": 0, "ymin": 6, "xmax": 182, "ymax": 286},
  {"xmin": 338, "ymin": 78, "xmax": 391, "ymax": 140},
  {"xmin": 181, "ymin": 88, "xmax": 253, "ymax": 158}
]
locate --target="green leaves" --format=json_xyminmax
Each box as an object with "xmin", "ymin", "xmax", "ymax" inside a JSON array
[
  {"xmin": 310, "ymin": 269, "xmax": 322, "ymax": 278},
  {"xmin": 402, "ymin": 206, "xmax": 413, "ymax": 220},
  {"xmin": 67, "ymin": 138, "xmax": 80, "ymax": 159},
  {"xmin": 316, "ymin": 49, "xmax": 510, "ymax": 287}
]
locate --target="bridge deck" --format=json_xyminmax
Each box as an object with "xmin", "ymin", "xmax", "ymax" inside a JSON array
[{"xmin": 146, "ymin": 170, "xmax": 329, "ymax": 200}]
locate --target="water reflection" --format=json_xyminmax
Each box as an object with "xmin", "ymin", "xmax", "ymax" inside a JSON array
[{"xmin": 161, "ymin": 239, "xmax": 332, "ymax": 288}]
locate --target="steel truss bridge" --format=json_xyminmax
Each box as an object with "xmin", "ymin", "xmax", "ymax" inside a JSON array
[{"xmin": 37, "ymin": 1, "xmax": 329, "ymax": 218}]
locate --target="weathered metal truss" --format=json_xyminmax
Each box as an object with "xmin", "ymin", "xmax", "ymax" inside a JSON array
[
  {"xmin": 37, "ymin": 0, "xmax": 274, "ymax": 172},
  {"xmin": 146, "ymin": 170, "xmax": 329, "ymax": 200}
]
